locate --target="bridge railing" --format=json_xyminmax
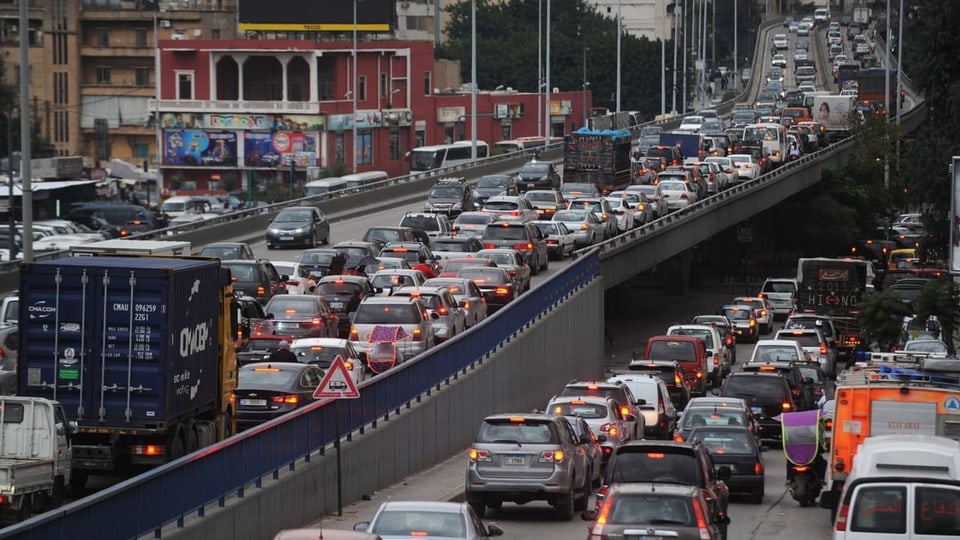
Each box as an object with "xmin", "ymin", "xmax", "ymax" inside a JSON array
[{"xmin": 0, "ymin": 251, "xmax": 600, "ymax": 540}]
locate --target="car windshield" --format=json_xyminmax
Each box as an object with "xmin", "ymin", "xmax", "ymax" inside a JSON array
[
  {"xmin": 299, "ymin": 252, "xmax": 335, "ymax": 265},
  {"xmin": 352, "ymin": 303, "xmax": 417, "ymax": 324},
  {"xmin": 647, "ymin": 340, "xmax": 696, "ymax": 359},
  {"xmin": 372, "ymin": 510, "xmax": 466, "ymax": 538},
  {"xmin": 549, "ymin": 402, "xmax": 607, "ymax": 419},
  {"xmin": 689, "ymin": 429, "xmax": 754, "ymax": 454},
  {"xmin": 605, "ymin": 494, "xmax": 695, "ymax": 526},
  {"xmin": 521, "ymin": 163, "xmax": 550, "ymax": 174},
  {"xmin": 483, "ymin": 226, "xmax": 526, "ymax": 240},
  {"xmin": 608, "ymin": 451, "xmax": 698, "ymax": 485},
  {"xmin": 400, "ymin": 216, "xmax": 440, "ymax": 231},
  {"xmin": 429, "ymin": 185, "xmax": 463, "ymax": 198},
  {"xmin": 682, "ymin": 408, "xmax": 746, "ymax": 428},
  {"xmin": 291, "ymin": 345, "xmax": 347, "ymax": 368},
  {"xmin": 477, "ymin": 176, "xmax": 509, "ymax": 189},
  {"xmin": 477, "ymin": 419, "xmax": 557, "ymax": 444},
  {"xmin": 275, "ymin": 210, "xmax": 312, "ymax": 222},
  {"xmin": 264, "ymin": 298, "xmax": 318, "ymax": 319},
  {"xmin": 525, "ymin": 192, "xmax": 557, "ymax": 202}
]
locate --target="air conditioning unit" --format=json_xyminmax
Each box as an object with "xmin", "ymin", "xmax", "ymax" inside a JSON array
[{"xmin": 161, "ymin": 20, "xmax": 172, "ymax": 28}]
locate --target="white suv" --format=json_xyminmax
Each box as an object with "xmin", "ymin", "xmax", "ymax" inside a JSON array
[
  {"xmin": 666, "ymin": 324, "xmax": 731, "ymax": 386},
  {"xmin": 759, "ymin": 277, "xmax": 798, "ymax": 319}
]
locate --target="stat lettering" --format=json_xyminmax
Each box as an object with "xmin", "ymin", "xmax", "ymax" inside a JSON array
[{"xmin": 179, "ymin": 323, "xmax": 209, "ymax": 357}]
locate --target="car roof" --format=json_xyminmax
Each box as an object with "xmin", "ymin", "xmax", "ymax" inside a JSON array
[
  {"xmin": 359, "ymin": 295, "xmax": 421, "ymax": 305},
  {"xmin": 549, "ymin": 395, "xmax": 616, "ymax": 405},
  {"xmin": 483, "ymin": 412, "xmax": 558, "ymax": 422},
  {"xmin": 290, "ymin": 338, "xmax": 350, "ymax": 348},
  {"xmin": 378, "ymin": 500, "xmax": 467, "ymax": 512},
  {"xmin": 241, "ymin": 361, "xmax": 309, "ymax": 371},
  {"xmin": 318, "ymin": 275, "xmax": 369, "ymax": 284},
  {"xmin": 605, "ymin": 483, "xmax": 701, "ymax": 497},
  {"xmin": 394, "ymin": 286, "xmax": 449, "ymax": 296},
  {"xmin": 382, "ymin": 242, "xmax": 427, "ymax": 250}
]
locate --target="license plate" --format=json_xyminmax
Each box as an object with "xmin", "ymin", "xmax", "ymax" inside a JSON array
[
  {"xmin": 751, "ymin": 406, "xmax": 763, "ymax": 414},
  {"xmin": 527, "ymin": 183, "xmax": 536, "ymax": 188},
  {"xmin": 330, "ymin": 302, "xmax": 345, "ymax": 310},
  {"xmin": 625, "ymin": 536, "xmax": 662, "ymax": 540},
  {"xmin": 504, "ymin": 455, "xmax": 524, "ymax": 465},
  {"xmin": 280, "ymin": 236, "xmax": 293, "ymax": 241},
  {"xmin": 240, "ymin": 399, "xmax": 267, "ymax": 407}
]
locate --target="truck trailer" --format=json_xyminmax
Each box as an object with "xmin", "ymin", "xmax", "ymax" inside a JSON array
[
  {"xmin": 796, "ymin": 257, "xmax": 869, "ymax": 359},
  {"xmin": 18, "ymin": 255, "xmax": 237, "ymax": 489},
  {"xmin": 562, "ymin": 128, "xmax": 633, "ymax": 194}
]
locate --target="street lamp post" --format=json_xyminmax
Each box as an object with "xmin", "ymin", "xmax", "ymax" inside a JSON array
[
  {"xmin": 615, "ymin": 0, "xmax": 621, "ymax": 113},
  {"xmin": 582, "ymin": 47, "xmax": 589, "ymax": 127},
  {"xmin": 471, "ymin": 0, "xmax": 477, "ymax": 159},
  {"xmin": 18, "ymin": 0, "xmax": 30, "ymax": 262},
  {"xmin": 672, "ymin": 2, "xmax": 680, "ymax": 114},
  {"xmin": 733, "ymin": 0, "xmax": 738, "ymax": 91},
  {"xmin": 661, "ymin": 6, "xmax": 666, "ymax": 117},
  {"xmin": 352, "ymin": 0, "xmax": 359, "ymax": 174},
  {"xmin": 2, "ymin": 107, "xmax": 15, "ymax": 260},
  {"xmin": 538, "ymin": 0, "xmax": 542, "ymax": 137},
  {"xmin": 544, "ymin": 0, "xmax": 551, "ymax": 144}
]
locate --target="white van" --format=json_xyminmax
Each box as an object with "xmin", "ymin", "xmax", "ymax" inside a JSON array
[
  {"xmin": 160, "ymin": 195, "xmax": 195, "ymax": 218},
  {"xmin": 305, "ymin": 177, "xmax": 347, "ymax": 198},
  {"xmin": 409, "ymin": 141, "xmax": 489, "ymax": 173},
  {"xmin": 341, "ymin": 171, "xmax": 389, "ymax": 192},
  {"xmin": 832, "ymin": 434, "xmax": 960, "ymax": 539}
]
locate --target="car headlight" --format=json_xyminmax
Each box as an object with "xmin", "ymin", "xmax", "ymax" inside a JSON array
[
  {"xmin": 453, "ymin": 202, "xmax": 463, "ymax": 209},
  {"xmin": 268, "ymin": 228, "xmax": 282, "ymax": 234},
  {"xmin": 424, "ymin": 202, "xmax": 434, "ymax": 210},
  {"xmin": 292, "ymin": 228, "xmax": 306, "ymax": 234}
]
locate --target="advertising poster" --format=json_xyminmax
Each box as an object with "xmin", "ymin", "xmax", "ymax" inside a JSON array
[
  {"xmin": 951, "ymin": 157, "xmax": 960, "ymax": 274},
  {"xmin": 160, "ymin": 113, "xmax": 204, "ymax": 129},
  {"xmin": 205, "ymin": 113, "xmax": 324, "ymax": 131},
  {"xmin": 163, "ymin": 130, "xmax": 238, "ymax": 167},
  {"xmin": 244, "ymin": 131, "xmax": 319, "ymax": 168},
  {"xmin": 327, "ymin": 111, "xmax": 383, "ymax": 131}
]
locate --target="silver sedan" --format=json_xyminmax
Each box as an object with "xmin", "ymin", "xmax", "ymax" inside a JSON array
[
  {"xmin": 552, "ymin": 209, "xmax": 604, "ymax": 248},
  {"xmin": 422, "ymin": 277, "xmax": 488, "ymax": 328},
  {"xmin": 354, "ymin": 501, "xmax": 504, "ymax": 539}
]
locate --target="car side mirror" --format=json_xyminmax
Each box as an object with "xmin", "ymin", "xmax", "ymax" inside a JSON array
[
  {"xmin": 597, "ymin": 433, "xmax": 608, "ymax": 443},
  {"xmin": 820, "ymin": 489, "xmax": 838, "ymax": 510},
  {"xmin": 487, "ymin": 524, "xmax": 504, "ymax": 536},
  {"xmin": 716, "ymin": 465, "xmax": 732, "ymax": 480},
  {"xmin": 374, "ymin": 287, "xmax": 383, "ymax": 294},
  {"xmin": 581, "ymin": 510, "xmax": 597, "ymax": 521},
  {"xmin": 710, "ymin": 388, "xmax": 721, "ymax": 396},
  {"xmin": 279, "ymin": 274, "xmax": 289, "ymax": 282},
  {"xmin": 352, "ymin": 522, "xmax": 370, "ymax": 531},
  {"xmin": 430, "ymin": 312, "xmax": 440, "ymax": 320},
  {"xmin": 622, "ymin": 414, "xmax": 637, "ymax": 423},
  {"xmin": 459, "ymin": 299, "xmax": 469, "ymax": 308},
  {"xmin": 804, "ymin": 377, "xmax": 816, "ymax": 385},
  {"xmin": 635, "ymin": 398, "xmax": 647, "ymax": 406},
  {"xmin": 265, "ymin": 313, "xmax": 275, "ymax": 320},
  {"xmin": 579, "ymin": 435, "xmax": 593, "ymax": 445}
]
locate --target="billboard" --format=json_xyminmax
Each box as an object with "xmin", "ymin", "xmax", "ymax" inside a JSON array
[
  {"xmin": 238, "ymin": 0, "xmax": 395, "ymax": 32},
  {"xmin": 952, "ymin": 157, "xmax": 960, "ymax": 274},
  {"xmin": 204, "ymin": 113, "xmax": 324, "ymax": 131},
  {"xmin": 160, "ymin": 113, "xmax": 204, "ymax": 129},
  {"xmin": 244, "ymin": 131, "xmax": 320, "ymax": 168},
  {"xmin": 163, "ymin": 130, "xmax": 238, "ymax": 167},
  {"xmin": 327, "ymin": 110, "xmax": 383, "ymax": 131}
]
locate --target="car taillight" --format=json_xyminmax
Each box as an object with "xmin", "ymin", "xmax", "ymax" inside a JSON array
[
  {"xmin": 749, "ymin": 319, "xmax": 756, "ymax": 327},
  {"xmin": 755, "ymin": 461, "xmax": 764, "ymax": 475},
  {"xmin": 286, "ymin": 279, "xmax": 300, "ymax": 286},
  {"xmin": 782, "ymin": 401, "xmax": 792, "ymax": 411},
  {"xmin": 311, "ymin": 318, "xmax": 322, "ymax": 326},
  {"xmin": 511, "ymin": 211, "xmax": 521, "ymax": 216},
  {"xmin": 131, "ymin": 444, "xmax": 165, "ymax": 456},
  {"xmin": 696, "ymin": 371, "xmax": 703, "ymax": 379},
  {"xmin": 791, "ymin": 387, "xmax": 800, "ymax": 396},
  {"xmin": 599, "ymin": 423, "xmax": 618, "ymax": 436},
  {"xmin": 820, "ymin": 343, "xmax": 828, "ymax": 355},
  {"xmin": 792, "ymin": 464, "xmax": 810, "ymax": 473},
  {"xmin": 674, "ymin": 433, "xmax": 684, "ymax": 442},
  {"xmin": 539, "ymin": 450, "xmax": 564, "ymax": 463},
  {"xmin": 507, "ymin": 269, "xmax": 517, "ymax": 277},
  {"xmin": 757, "ymin": 292, "xmax": 764, "ymax": 298},
  {"xmin": 759, "ymin": 309, "xmax": 767, "ymax": 317},
  {"xmin": 468, "ymin": 448, "xmax": 492, "ymax": 462},
  {"xmin": 513, "ymin": 242, "xmax": 534, "ymax": 250},
  {"xmin": 580, "ymin": 223, "xmax": 589, "ymax": 230},
  {"xmin": 692, "ymin": 497, "xmax": 712, "ymax": 540},
  {"xmin": 495, "ymin": 287, "xmax": 510, "ymax": 295},
  {"xmin": 835, "ymin": 500, "xmax": 850, "ymax": 531},
  {"xmin": 412, "ymin": 327, "xmax": 423, "ymax": 341},
  {"xmin": 620, "ymin": 406, "xmax": 630, "ymax": 417},
  {"xmin": 257, "ymin": 286, "xmax": 265, "ymax": 297},
  {"xmin": 713, "ymin": 354, "xmax": 719, "ymax": 365},
  {"xmin": 726, "ymin": 336, "xmax": 734, "ymax": 346},
  {"xmin": 436, "ymin": 306, "xmax": 448, "ymax": 315},
  {"xmin": 349, "ymin": 327, "xmax": 359, "ymax": 341},
  {"xmin": 680, "ymin": 193, "xmax": 688, "ymax": 200},
  {"xmin": 483, "ymin": 243, "xmax": 496, "ymax": 249},
  {"xmin": 272, "ymin": 395, "xmax": 299, "ymax": 405},
  {"xmin": 546, "ymin": 239, "xmax": 557, "ymax": 245}
]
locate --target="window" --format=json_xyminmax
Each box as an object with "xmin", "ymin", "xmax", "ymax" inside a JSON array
[
  {"xmin": 96, "ymin": 27, "xmax": 108, "ymax": 47},
  {"xmin": 135, "ymin": 28, "xmax": 147, "ymax": 48},
  {"xmin": 423, "ymin": 71, "xmax": 431, "ymax": 96},
  {"xmin": 211, "ymin": 29, "xmax": 220, "ymax": 39},
  {"xmin": 380, "ymin": 72, "xmax": 388, "ymax": 99},
  {"xmin": 133, "ymin": 143, "xmax": 149, "ymax": 158},
  {"xmin": 389, "ymin": 127, "xmax": 401, "ymax": 160},
  {"xmin": 851, "ymin": 486, "xmax": 906, "ymax": 533},
  {"xmin": 96, "ymin": 66, "xmax": 111, "ymax": 84},
  {"xmin": 135, "ymin": 67, "xmax": 149, "ymax": 88},
  {"xmin": 176, "ymin": 71, "xmax": 193, "ymax": 100},
  {"xmin": 406, "ymin": 16, "xmax": 428, "ymax": 31},
  {"xmin": 915, "ymin": 486, "xmax": 960, "ymax": 535},
  {"xmin": 359, "ymin": 75, "xmax": 367, "ymax": 102},
  {"xmin": 357, "ymin": 130, "xmax": 372, "ymax": 166}
]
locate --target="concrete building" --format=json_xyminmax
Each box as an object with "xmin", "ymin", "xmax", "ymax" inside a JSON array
[{"xmin": 591, "ymin": 0, "xmax": 674, "ymax": 42}]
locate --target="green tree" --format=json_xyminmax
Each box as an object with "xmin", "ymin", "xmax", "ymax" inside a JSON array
[
  {"xmin": 858, "ymin": 289, "xmax": 912, "ymax": 351},
  {"xmin": 912, "ymin": 281, "xmax": 960, "ymax": 355}
]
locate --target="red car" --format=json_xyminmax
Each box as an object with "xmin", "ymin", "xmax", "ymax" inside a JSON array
[
  {"xmin": 643, "ymin": 335, "xmax": 710, "ymax": 397},
  {"xmin": 456, "ymin": 267, "xmax": 517, "ymax": 312},
  {"xmin": 438, "ymin": 257, "xmax": 496, "ymax": 278}
]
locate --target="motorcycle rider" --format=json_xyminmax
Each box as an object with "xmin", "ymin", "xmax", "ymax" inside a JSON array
[
  {"xmin": 785, "ymin": 420, "xmax": 828, "ymax": 485},
  {"xmin": 788, "ymin": 140, "xmax": 801, "ymax": 160}
]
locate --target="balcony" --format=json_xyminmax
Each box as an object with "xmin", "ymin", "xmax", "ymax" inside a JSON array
[
  {"xmin": 81, "ymin": 45, "xmax": 155, "ymax": 57},
  {"xmin": 150, "ymin": 99, "xmax": 321, "ymax": 114},
  {"xmin": 81, "ymin": 0, "xmax": 234, "ymax": 14}
]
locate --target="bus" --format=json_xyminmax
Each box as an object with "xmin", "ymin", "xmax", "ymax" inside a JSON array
[
  {"xmin": 305, "ymin": 177, "xmax": 347, "ymax": 198},
  {"xmin": 342, "ymin": 171, "xmax": 389, "ymax": 191},
  {"xmin": 742, "ymin": 123, "xmax": 787, "ymax": 166},
  {"xmin": 492, "ymin": 136, "xmax": 546, "ymax": 155},
  {"xmin": 409, "ymin": 141, "xmax": 489, "ymax": 173}
]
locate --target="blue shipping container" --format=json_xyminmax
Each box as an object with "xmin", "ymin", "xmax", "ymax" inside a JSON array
[{"xmin": 18, "ymin": 256, "xmax": 223, "ymax": 429}]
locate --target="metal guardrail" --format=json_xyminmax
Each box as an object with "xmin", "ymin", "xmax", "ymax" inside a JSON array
[{"xmin": 0, "ymin": 250, "xmax": 601, "ymax": 540}]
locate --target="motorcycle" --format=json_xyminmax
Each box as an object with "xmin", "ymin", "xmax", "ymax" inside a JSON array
[{"xmin": 780, "ymin": 409, "xmax": 825, "ymax": 507}]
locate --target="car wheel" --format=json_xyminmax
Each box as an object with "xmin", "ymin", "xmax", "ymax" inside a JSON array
[
  {"xmin": 266, "ymin": 244, "xmax": 275, "ymax": 250},
  {"xmin": 308, "ymin": 233, "xmax": 317, "ymax": 248},
  {"xmin": 530, "ymin": 258, "xmax": 540, "ymax": 276},
  {"xmin": 540, "ymin": 254, "xmax": 548, "ymax": 272},
  {"xmin": 555, "ymin": 486, "xmax": 575, "ymax": 521}
]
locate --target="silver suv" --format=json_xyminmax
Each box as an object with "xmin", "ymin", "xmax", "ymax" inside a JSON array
[
  {"xmin": 348, "ymin": 296, "xmax": 436, "ymax": 358},
  {"xmin": 392, "ymin": 286, "xmax": 466, "ymax": 343},
  {"xmin": 759, "ymin": 277, "xmax": 798, "ymax": 319},
  {"xmin": 465, "ymin": 413, "xmax": 591, "ymax": 520}
]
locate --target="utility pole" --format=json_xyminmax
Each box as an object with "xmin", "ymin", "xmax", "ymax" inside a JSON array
[{"xmin": 18, "ymin": 0, "xmax": 31, "ymax": 262}]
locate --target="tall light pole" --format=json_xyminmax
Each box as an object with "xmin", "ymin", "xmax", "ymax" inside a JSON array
[
  {"xmin": 18, "ymin": 0, "xmax": 31, "ymax": 262},
  {"xmin": 2, "ymin": 106, "xmax": 16, "ymax": 260},
  {"xmin": 661, "ymin": 6, "xmax": 666, "ymax": 117},
  {"xmin": 733, "ymin": 0, "xmax": 738, "ymax": 91},
  {"xmin": 682, "ymin": 0, "xmax": 688, "ymax": 113},
  {"xmin": 672, "ymin": 2, "xmax": 680, "ymax": 114},
  {"xmin": 883, "ymin": 0, "xmax": 890, "ymax": 189},
  {"xmin": 544, "ymin": 0, "xmax": 551, "ymax": 144},
  {"xmin": 352, "ymin": 0, "xmax": 359, "ymax": 173},
  {"xmin": 896, "ymin": 0, "xmax": 903, "ymax": 127},
  {"xmin": 615, "ymin": 0, "xmax": 621, "ymax": 113},
  {"xmin": 582, "ymin": 47, "xmax": 590, "ymax": 127},
  {"xmin": 470, "ymin": 0, "xmax": 477, "ymax": 159},
  {"xmin": 538, "ymin": 0, "xmax": 542, "ymax": 137}
]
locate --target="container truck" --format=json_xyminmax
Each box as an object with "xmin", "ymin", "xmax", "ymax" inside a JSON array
[
  {"xmin": 855, "ymin": 68, "xmax": 902, "ymax": 113},
  {"xmin": 562, "ymin": 128, "xmax": 633, "ymax": 194},
  {"xmin": 18, "ymin": 255, "xmax": 238, "ymax": 489},
  {"xmin": 796, "ymin": 257, "xmax": 869, "ymax": 361},
  {"xmin": 812, "ymin": 95, "xmax": 857, "ymax": 141},
  {"xmin": 0, "ymin": 396, "xmax": 74, "ymax": 523}
]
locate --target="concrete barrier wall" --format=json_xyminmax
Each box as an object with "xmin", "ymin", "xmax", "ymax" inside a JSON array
[{"xmin": 160, "ymin": 278, "xmax": 605, "ymax": 540}]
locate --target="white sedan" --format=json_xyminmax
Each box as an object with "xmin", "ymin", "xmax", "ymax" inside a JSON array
[
  {"xmin": 270, "ymin": 261, "xmax": 316, "ymax": 294},
  {"xmin": 603, "ymin": 197, "xmax": 636, "ymax": 233},
  {"xmin": 288, "ymin": 338, "xmax": 366, "ymax": 386},
  {"xmin": 727, "ymin": 153, "xmax": 761, "ymax": 181},
  {"xmin": 677, "ymin": 115, "xmax": 704, "ymax": 133},
  {"xmin": 657, "ymin": 179, "xmax": 699, "ymax": 212}
]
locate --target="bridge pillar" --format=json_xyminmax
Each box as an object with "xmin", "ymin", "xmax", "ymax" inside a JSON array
[
  {"xmin": 661, "ymin": 250, "xmax": 692, "ymax": 296},
  {"xmin": 605, "ymin": 282, "xmax": 639, "ymax": 318}
]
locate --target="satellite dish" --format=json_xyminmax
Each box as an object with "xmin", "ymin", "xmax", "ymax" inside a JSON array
[{"xmin": 192, "ymin": 29, "xmax": 202, "ymax": 37}]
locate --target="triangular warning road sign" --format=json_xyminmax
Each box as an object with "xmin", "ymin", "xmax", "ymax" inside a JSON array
[{"xmin": 313, "ymin": 355, "xmax": 360, "ymax": 399}]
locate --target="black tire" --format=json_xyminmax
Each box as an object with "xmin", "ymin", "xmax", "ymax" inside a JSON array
[
  {"xmin": 308, "ymin": 234, "xmax": 317, "ymax": 248},
  {"xmin": 266, "ymin": 244, "xmax": 275, "ymax": 250},
  {"xmin": 555, "ymin": 488, "xmax": 575, "ymax": 521},
  {"xmin": 540, "ymin": 255, "xmax": 548, "ymax": 272},
  {"xmin": 184, "ymin": 424, "xmax": 199, "ymax": 454},
  {"xmin": 574, "ymin": 492, "xmax": 589, "ymax": 512},
  {"xmin": 487, "ymin": 500, "xmax": 502, "ymax": 510},
  {"xmin": 69, "ymin": 470, "xmax": 89, "ymax": 495},
  {"xmin": 167, "ymin": 430, "xmax": 186, "ymax": 462},
  {"xmin": 799, "ymin": 496, "xmax": 811, "ymax": 508},
  {"xmin": 224, "ymin": 407, "xmax": 236, "ymax": 438},
  {"xmin": 468, "ymin": 500, "xmax": 486, "ymax": 519},
  {"xmin": 49, "ymin": 477, "xmax": 65, "ymax": 509}
]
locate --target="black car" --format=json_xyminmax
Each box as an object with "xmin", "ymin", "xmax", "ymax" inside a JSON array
[
  {"xmin": 198, "ymin": 242, "xmax": 256, "ymax": 260},
  {"xmin": 222, "ymin": 259, "xmax": 289, "ymax": 305},
  {"xmin": 688, "ymin": 425, "xmax": 765, "ymax": 503},
  {"xmin": 262, "ymin": 294, "xmax": 340, "ymax": 339},
  {"xmin": 297, "ymin": 248, "xmax": 351, "ymax": 278},
  {"xmin": 362, "ymin": 226, "xmax": 423, "ymax": 250},
  {"xmin": 739, "ymin": 361, "xmax": 815, "ymax": 410},
  {"xmin": 626, "ymin": 359, "xmax": 692, "ymax": 410},
  {"xmin": 331, "ymin": 240, "xmax": 380, "ymax": 260},
  {"xmin": 235, "ymin": 294, "xmax": 276, "ymax": 343},
  {"xmin": 265, "ymin": 206, "xmax": 330, "ymax": 249},
  {"xmin": 237, "ymin": 336, "xmax": 288, "ymax": 366},
  {"xmin": 479, "ymin": 221, "xmax": 548, "ymax": 274},
  {"xmin": 235, "ymin": 362, "xmax": 324, "ymax": 430},
  {"xmin": 68, "ymin": 202, "xmax": 164, "ymax": 235},
  {"xmin": 315, "ymin": 275, "xmax": 375, "ymax": 338},
  {"xmin": 719, "ymin": 372, "xmax": 796, "ymax": 443},
  {"xmin": 473, "ymin": 175, "xmax": 518, "ymax": 206},
  {"xmin": 425, "ymin": 177, "xmax": 475, "ymax": 216},
  {"xmin": 516, "ymin": 160, "xmax": 561, "ymax": 192}
]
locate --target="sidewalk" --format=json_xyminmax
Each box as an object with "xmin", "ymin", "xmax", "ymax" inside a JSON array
[{"xmin": 310, "ymin": 448, "xmax": 469, "ymax": 531}]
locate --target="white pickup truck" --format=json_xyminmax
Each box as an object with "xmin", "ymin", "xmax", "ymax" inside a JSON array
[
  {"xmin": 0, "ymin": 396, "xmax": 74, "ymax": 523},
  {"xmin": 0, "ymin": 295, "xmax": 15, "ymax": 326}
]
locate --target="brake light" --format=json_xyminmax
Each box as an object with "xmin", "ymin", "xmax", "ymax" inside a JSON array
[
  {"xmin": 755, "ymin": 461, "xmax": 763, "ymax": 475},
  {"xmin": 675, "ymin": 375, "xmax": 682, "ymax": 385},
  {"xmin": 591, "ymin": 493, "xmax": 614, "ymax": 538},
  {"xmin": 792, "ymin": 465, "xmax": 810, "ymax": 473},
  {"xmin": 513, "ymin": 242, "xmax": 534, "ymax": 251},
  {"xmin": 412, "ymin": 327, "xmax": 423, "ymax": 341},
  {"xmin": 713, "ymin": 354, "xmax": 719, "ymax": 365},
  {"xmin": 350, "ymin": 327, "xmax": 359, "ymax": 341},
  {"xmin": 835, "ymin": 500, "xmax": 850, "ymax": 531},
  {"xmin": 539, "ymin": 450, "xmax": 564, "ymax": 463},
  {"xmin": 757, "ymin": 292, "xmax": 764, "ymax": 298},
  {"xmin": 601, "ymin": 213, "xmax": 609, "ymax": 220},
  {"xmin": 469, "ymin": 448, "xmax": 492, "ymax": 462},
  {"xmin": 696, "ymin": 371, "xmax": 703, "ymax": 379},
  {"xmin": 257, "ymin": 286, "xmax": 265, "ymax": 297},
  {"xmin": 286, "ymin": 279, "xmax": 300, "ymax": 286},
  {"xmin": 782, "ymin": 401, "xmax": 792, "ymax": 411},
  {"xmin": 620, "ymin": 406, "xmax": 630, "ymax": 417},
  {"xmin": 680, "ymin": 193, "xmax": 688, "ymax": 200},
  {"xmin": 131, "ymin": 444, "xmax": 165, "ymax": 456},
  {"xmin": 436, "ymin": 306, "xmax": 448, "ymax": 315},
  {"xmin": 483, "ymin": 243, "xmax": 496, "ymax": 249},
  {"xmin": 271, "ymin": 395, "xmax": 299, "ymax": 405},
  {"xmin": 674, "ymin": 433, "xmax": 684, "ymax": 442},
  {"xmin": 749, "ymin": 319, "xmax": 756, "ymax": 327},
  {"xmin": 692, "ymin": 497, "xmax": 711, "ymax": 540},
  {"xmin": 580, "ymin": 223, "xmax": 589, "ymax": 230},
  {"xmin": 495, "ymin": 287, "xmax": 510, "ymax": 295}
]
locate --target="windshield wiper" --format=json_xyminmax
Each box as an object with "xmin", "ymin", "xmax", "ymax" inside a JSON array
[{"xmin": 491, "ymin": 439, "xmax": 522, "ymax": 446}]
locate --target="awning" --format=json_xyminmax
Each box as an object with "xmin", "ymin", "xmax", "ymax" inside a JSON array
[
  {"xmin": 0, "ymin": 179, "xmax": 99, "ymax": 198},
  {"xmin": 108, "ymin": 159, "xmax": 158, "ymax": 182}
]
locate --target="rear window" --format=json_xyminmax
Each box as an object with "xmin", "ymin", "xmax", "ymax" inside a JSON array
[
  {"xmin": 477, "ymin": 419, "xmax": 557, "ymax": 444},
  {"xmin": 381, "ymin": 249, "xmax": 420, "ymax": 263},
  {"xmin": 559, "ymin": 385, "xmax": 625, "ymax": 404},
  {"xmin": 723, "ymin": 376, "xmax": 787, "ymax": 400},
  {"xmin": 753, "ymin": 346, "xmax": 801, "ymax": 362},
  {"xmin": 442, "ymin": 260, "xmax": 485, "ymax": 274},
  {"xmin": 433, "ymin": 240, "xmax": 472, "ymax": 252},
  {"xmin": 647, "ymin": 340, "xmax": 696, "ymax": 360},
  {"xmin": 682, "ymin": 408, "xmax": 746, "ymax": 429},
  {"xmin": 605, "ymin": 494, "xmax": 695, "ymax": 526},
  {"xmin": 397, "ymin": 293, "xmax": 441, "ymax": 309},
  {"xmin": 550, "ymin": 402, "xmax": 608, "ymax": 419},
  {"xmin": 608, "ymin": 449, "xmax": 698, "ymax": 485},
  {"xmin": 526, "ymin": 192, "xmax": 558, "ymax": 203},
  {"xmin": 762, "ymin": 281, "xmax": 796, "ymax": 293},
  {"xmin": 291, "ymin": 345, "xmax": 346, "ymax": 368},
  {"xmin": 240, "ymin": 366, "xmax": 299, "ymax": 386},
  {"xmin": 483, "ymin": 201, "xmax": 520, "ymax": 212},
  {"xmin": 482, "ymin": 226, "xmax": 527, "ymax": 240},
  {"xmin": 353, "ymin": 302, "xmax": 419, "ymax": 324},
  {"xmin": 915, "ymin": 486, "xmax": 960, "ymax": 535},
  {"xmin": 797, "ymin": 366, "xmax": 822, "ymax": 382},
  {"xmin": 400, "ymin": 216, "xmax": 441, "ymax": 231},
  {"xmin": 458, "ymin": 268, "xmax": 508, "ymax": 284},
  {"xmin": 534, "ymin": 222, "xmax": 558, "ymax": 236},
  {"xmin": 554, "ymin": 210, "xmax": 587, "ymax": 221},
  {"xmin": 777, "ymin": 332, "xmax": 820, "ymax": 348},
  {"xmin": 372, "ymin": 510, "xmax": 465, "ymax": 538},
  {"xmin": 688, "ymin": 429, "xmax": 754, "ymax": 454},
  {"xmin": 786, "ymin": 318, "xmax": 835, "ymax": 338},
  {"xmin": 668, "ymin": 329, "xmax": 713, "ymax": 349},
  {"xmin": 850, "ymin": 485, "xmax": 906, "ymax": 534},
  {"xmin": 299, "ymin": 252, "xmax": 335, "ymax": 265},
  {"xmin": 264, "ymin": 298, "xmax": 319, "ymax": 319},
  {"xmin": 316, "ymin": 282, "xmax": 361, "ymax": 296},
  {"xmin": 370, "ymin": 273, "xmax": 418, "ymax": 289}
]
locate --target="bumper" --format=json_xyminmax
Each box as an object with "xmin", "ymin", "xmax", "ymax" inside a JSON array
[
  {"xmin": 571, "ymin": 232, "xmax": 593, "ymax": 247},
  {"xmin": 432, "ymin": 322, "xmax": 455, "ymax": 341},
  {"xmin": 266, "ymin": 232, "xmax": 311, "ymax": 246},
  {"xmin": 466, "ymin": 467, "xmax": 573, "ymax": 501},
  {"xmin": 271, "ymin": 323, "xmax": 328, "ymax": 339},
  {"xmin": 733, "ymin": 326, "xmax": 757, "ymax": 341},
  {"xmin": 724, "ymin": 473, "xmax": 765, "ymax": 494},
  {"xmin": 757, "ymin": 420, "xmax": 782, "ymax": 442},
  {"xmin": 355, "ymin": 339, "xmax": 428, "ymax": 358}
]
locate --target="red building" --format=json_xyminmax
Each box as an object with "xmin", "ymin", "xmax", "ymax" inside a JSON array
[{"xmin": 155, "ymin": 38, "xmax": 589, "ymax": 193}]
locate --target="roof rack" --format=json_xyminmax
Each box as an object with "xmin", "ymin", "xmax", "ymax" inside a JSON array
[{"xmin": 436, "ymin": 176, "xmax": 467, "ymax": 184}]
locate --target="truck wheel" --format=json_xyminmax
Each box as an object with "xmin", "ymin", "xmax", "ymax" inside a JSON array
[
  {"xmin": 69, "ymin": 471, "xmax": 88, "ymax": 495},
  {"xmin": 224, "ymin": 407, "xmax": 236, "ymax": 438},
  {"xmin": 184, "ymin": 425, "xmax": 199, "ymax": 454},
  {"xmin": 168, "ymin": 431, "xmax": 185, "ymax": 461},
  {"xmin": 49, "ymin": 477, "xmax": 65, "ymax": 509}
]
